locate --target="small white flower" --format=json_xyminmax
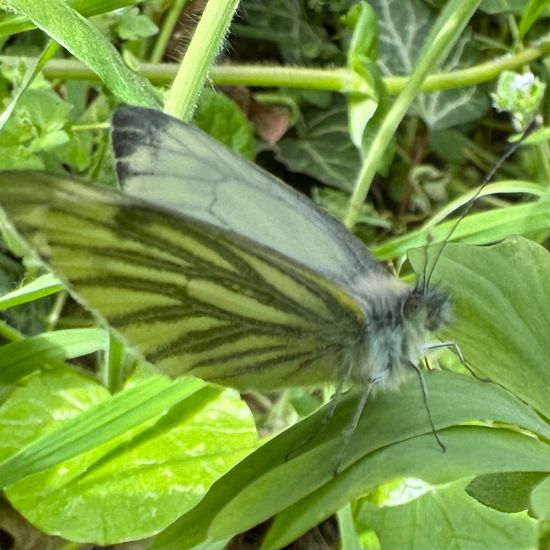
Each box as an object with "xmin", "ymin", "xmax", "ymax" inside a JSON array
[{"xmin": 511, "ymin": 72, "xmax": 535, "ymax": 91}]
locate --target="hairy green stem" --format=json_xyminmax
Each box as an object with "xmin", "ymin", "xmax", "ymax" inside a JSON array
[
  {"xmin": 164, "ymin": 0, "xmax": 239, "ymax": 120},
  {"xmin": 5, "ymin": 33, "xmax": 548, "ymax": 94}
]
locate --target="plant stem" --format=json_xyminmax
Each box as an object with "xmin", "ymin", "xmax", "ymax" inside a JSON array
[
  {"xmin": 149, "ymin": 0, "xmax": 188, "ymax": 63},
  {"xmin": 4, "ymin": 33, "xmax": 548, "ymax": 94},
  {"xmin": 213, "ymin": 64, "xmax": 373, "ymax": 94},
  {"xmin": 387, "ymin": 36, "xmax": 550, "ymax": 92},
  {"xmin": 344, "ymin": 0, "xmax": 481, "ymax": 229},
  {"xmin": 164, "ymin": 0, "xmax": 239, "ymax": 121}
]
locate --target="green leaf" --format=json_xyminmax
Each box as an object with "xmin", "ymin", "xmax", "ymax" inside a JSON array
[
  {"xmin": 114, "ymin": 6, "xmax": 158, "ymax": 40},
  {"xmin": 466, "ymin": 472, "xmax": 548, "ymax": 513},
  {"xmin": 0, "ymin": 84, "xmax": 72, "ymax": 170},
  {"xmin": 0, "ymin": 328, "xmax": 108, "ymax": 385},
  {"xmin": 337, "ymin": 502, "xmax": 362, "ymax": 550},
  {"xmin": 411, "ymin": 237, "xmax": 550, "ymax": 418},
  {"xmin": 275, "ymin": 96, "xmax": 360, "ymax": 190},
  {"xmin": 356, "ymin": 479, "xmax": 537, "ymax": 550},
  {"xmin": 0, "ymin": 41, "xmax": 59, "ymax": 132},
  {"xmin": 0, "ymin": 368, "xmax": 256, "ymax": 544},
  {"xmin": 519, "ymin": 0, "xmax": 550, "ymax": 37},
  {"xmin": 0, "ymin": 373, "xmax": 199, "ymax": 485},
  {"xmin": 370, "ymin": 0, "xmax": 488, "ymax": 130},
  {"xmin": 153, "ymin": 372, "xmax": 550, "ymax": 549},
  {"xmin": 6, "ymin": 0, "xmax": 159, "ymax": 107},
  {"xmin": 0, "ymin": 0, "xmax": 138, "ymax": 37},
  {"xmin": 529, "ymin": 476, "xmax": 550, "ymax": 519},
  {"xmin": 193, "ymin": 89, "xmax": 255, "ymax": 160},
  {"xmin": 480, "ymin": 0, "xmax": 539, "ymax": 14},
  {"xmin": 374, "ymin": 197, "xmax": 550, "ymax": 260},
  {"xmin": 233, "ymin": 0, "xmax": 341, "ymax": 64},
  {"xmin": 313, "ymin": 187, "xmax": 392, "ymax": 229},
  {"xmin": 0, "ymin": 273, "xmax": 62, "ymax": 311}
]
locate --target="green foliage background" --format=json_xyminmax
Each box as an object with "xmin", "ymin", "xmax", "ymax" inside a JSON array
[{"xmin": 0, "ymin": 0, "xmax": 549, "ymax": 549}]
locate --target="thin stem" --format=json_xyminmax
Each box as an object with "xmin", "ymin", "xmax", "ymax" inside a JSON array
[
  {"xmin": 344, "ymin": 0, "xmax": 481, "ymax": 229},
  {"xmin": 386, "ymin": 35, "xmax": 550, "ymax": 93},
  {"xmin": 149, "ymin": 0, "xmax": 188, "ymax": 64},
  {"xmin": 164, "ymin": 0, "xmax": 239, "ymax": 121},
  {"xmin": 0, "ymin": 319, "xmax": 23, "ymax": 342}
]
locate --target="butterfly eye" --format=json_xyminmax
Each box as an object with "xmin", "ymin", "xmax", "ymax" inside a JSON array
[{"xmin": 403, "ymin": 294, "xmax": 423, "ymax": 321}]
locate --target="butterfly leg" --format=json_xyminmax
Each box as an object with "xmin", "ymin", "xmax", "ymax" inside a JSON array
[
  {"xmin": 425, "ymin": 341, "xmax": 490, "ymax": 382},
  {"xmin": 333, "ymin": 381, "xmax": 377, "ymax": 475},
  {"xmin": 284, "ymin": 380, "xmax": 346, "ymax": 462},
  {"xmin": 407, "ymin": 360, "xmax": 446, "ymax": 452},
  {"xmin": 425, "ymin": 340, "xmax": 464, "ymax": 363}
]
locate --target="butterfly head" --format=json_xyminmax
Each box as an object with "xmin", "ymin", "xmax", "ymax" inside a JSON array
[{"xmin": 403, "ymin": 283, "xmax": 451, "ymax": 333}]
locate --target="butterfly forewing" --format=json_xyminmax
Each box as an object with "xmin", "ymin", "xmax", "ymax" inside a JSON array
[
  {"xmin": 0, "ymin": 171, "xmax": 365, "ymax": 389},
  {"xmin": 112, "ymin": 107, "xmax": 385, "ymax": 293}
]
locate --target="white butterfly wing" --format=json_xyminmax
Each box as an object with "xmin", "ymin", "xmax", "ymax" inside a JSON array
[{"xmin": 112, "ymin": 107, "xmax": 386, "ymax": 293}]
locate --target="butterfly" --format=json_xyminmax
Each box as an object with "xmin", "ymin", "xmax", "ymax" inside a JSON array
[{"xmin": 0, "ymin": 107, "xmax": 451, "ymax": 439}]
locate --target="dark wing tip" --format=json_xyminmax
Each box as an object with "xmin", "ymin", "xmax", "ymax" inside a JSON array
[{"xmin": 112, "ymin": 107, "xmax": 175, "ymax": 185}]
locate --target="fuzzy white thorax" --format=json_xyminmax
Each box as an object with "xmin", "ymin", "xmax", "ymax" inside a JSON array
[{"xmin": 348, "ymin": 271, "xmax": 451, "ymax": 392}]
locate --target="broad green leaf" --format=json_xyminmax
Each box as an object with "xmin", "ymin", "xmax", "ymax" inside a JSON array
[
  {"xmin": 0, "ymin": 372, "xmax": 200, "ymax": 485},
  {"xmin": 0, "ymin": 368, "xmax": 256, "ymax": 544},
  {"xmin": 0, "ymin": 328, "xmax": 108, "ymax": 384},
  {"xmin": 153, "ymin": 371, "xmax": 550, "ymax": 549},
  {"xmin": 262, "ymin": 428, "xmax": 550, "ymax": 550},
  {"xmin": 411, "ymin": 237, "xmax": 550, "ymax": 418},
  {"xmin": 529, "ymin": 477, "xmax": 550, "ymax": 518},
  {"xmin": 0, "ymin": 273, "xmax": 62, "ymax": 311},
  {"xmin": 6, "ymin": 0, "xmax": 159, "ymax": 107},
  {"xmin": 466, "ymin": 472, "xmax": 548, "ymax": 512},
  {"xmin": 355, "ymin": 479, "xmax": 537, "ymax": 550}
]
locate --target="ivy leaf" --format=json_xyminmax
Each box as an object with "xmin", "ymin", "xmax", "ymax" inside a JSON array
[
  {"xmin": 371, "ymin": 0, "xmax": 488, "ymax": 130},
  {"xmin": 275, "ymin": 96, "xmax": 360, "ymax": 190},
  {"xmin": 234, "ymin": 0, "xmax": 341, "ymax": 63}
]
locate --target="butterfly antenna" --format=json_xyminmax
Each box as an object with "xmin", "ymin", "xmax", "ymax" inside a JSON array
[
  {"xmin": 424, "ymin": 118, "xmax": 539, "ymax": 289},
  {"xmin": 421, "ymin": 231, "xmax": 430, "ymax": 294}
]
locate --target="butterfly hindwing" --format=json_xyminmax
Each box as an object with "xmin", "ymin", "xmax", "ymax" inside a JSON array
[{"xmin": 0, "ymin": 171, "xmax": 365, "ymax": 389}]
